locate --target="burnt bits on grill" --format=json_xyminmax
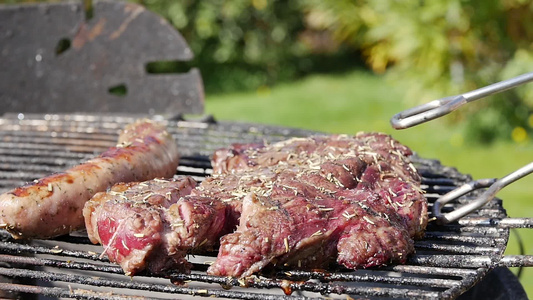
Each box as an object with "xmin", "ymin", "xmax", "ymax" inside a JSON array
[
  {"xmin": 83, "ymin": 177, "xmax": 228, "ymax": 276},
  {"xmin": 0, "ymin": 119, "xmax": 180, "ymax": 239},
  {"xmin": 206, "ymin": 133, "xmax": 427, "ymax": 277}
]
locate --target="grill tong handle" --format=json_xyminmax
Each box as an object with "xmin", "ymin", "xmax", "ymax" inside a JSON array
[
  {"xmin": 390, "ymin": 72, "xmax": 533, "ymax": 129},
  {"xmin": 390, "ymin": 73, "xmax": 533, "ymax": 222},
  {"xmin": 433, "ymin": 162, "xmax": 533, "ymax": 224}
]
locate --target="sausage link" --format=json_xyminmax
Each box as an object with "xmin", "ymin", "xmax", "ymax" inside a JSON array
[{"xmin": 0, "ymin": 119, "xmax": 179, "ymax": 239}]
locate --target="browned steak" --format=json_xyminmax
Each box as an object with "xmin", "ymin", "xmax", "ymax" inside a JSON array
[
  {"xmin": 206, "ymin": 133, "xmax": 427, "ymax": 277},
  {"xmin": 83, "ymin": 176, "xmax": 228, "ymax": 276},
  {"xmin": 84, "ymin": 133, "xmax": 426, "ymax": 277}
]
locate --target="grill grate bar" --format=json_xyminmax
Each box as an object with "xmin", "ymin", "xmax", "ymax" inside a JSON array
[
  {"xmin": 0, "ymin": 163, "xmax": 65, "ymax": 174},
  {"xmin": 0, "ymin": 171, "xmax": 50, "ymax": 183},
  {"xmin": 425, "ymin": 224, "xmax": 501, "ymax": 235},
  {"xmin": 0, "ymin": 254, "xmax": 123, "ymax": 274},
  {"xmin": 0, "ymin": 135, "xmax": 115, "ymax": 149},
  {"xmin": 390, "ymin": 265, "xmax": 477, "ymax": 277},
  {"xmin": 170, "ymin": 271, "xmax": 460, "ymax": 290},
  {"xmin": 0, "ymin": 155, "xmax": 77, "ymax": 167},
  {"xmin": 0, "ymin": 147, "xmax": 94, "ymax": 160},
  {"xmin": 0, "ymin": 129, "xmax": 118, "ymax": 140},
  {"xmin": 413, "ymin": 241, "xmax": 501, "ymax": 255},
  {"xmin": 437, "ymin": 268, "xmax": 486, "ymax": 300},
  {"xmin": 0, "ymin": 267, "xmax": 310, "ymax": 300},
  {"xmin": 0, "ymin": 180, "xmax": 27, "ymax": 190},
  {"xmin": 282, "ymin": 270, "xmax": 460, "ymax": 288},
  {"xmin": 458, "ymin": 217, "xmax": 533, "ymax": 229},
  {"xmin": 0, "ymin": 282, "xmax": 154, "ymax": 300},
  {"xmin": 422, "ymin": 232, "xmax": 506, "ymax": 245},
  {"xmin": 0, "ymin": 142, "xmax": 108, "ymax": 154},
  {"xmin": 409, "ymin": 255, "xmax": 502, "ymax": 268},
  {"xmin": 0, "ymin": 266, "xmax": 444, "ymax": 300},
  {"xmin": 0, "ymin": 235, "xmax": 508, "ymax": 272},
  {"xmin": 500, "ymin": 255, "xmax": 533, "ymax": 267},
  {"xmin": 0, "ymin": 240, "xmax": 104, "ymax": 261}
]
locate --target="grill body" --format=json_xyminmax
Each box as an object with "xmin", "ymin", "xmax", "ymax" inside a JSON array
[{"xmin": 0, "ymin": 113, "xmax": 520, "ymax": 299}]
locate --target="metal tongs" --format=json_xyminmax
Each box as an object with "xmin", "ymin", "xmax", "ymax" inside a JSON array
[{"xmin": 391, "ymin": 72, "xmax": 533, "ymax": 225}]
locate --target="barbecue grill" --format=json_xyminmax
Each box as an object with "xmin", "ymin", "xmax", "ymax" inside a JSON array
[
  {"xmin": 0, "ymin": 1, "xmax": 531, "ymax": 299},
  {"xmin": 0, "ymin": 113, "xmax": 530, "ymax": 300}
]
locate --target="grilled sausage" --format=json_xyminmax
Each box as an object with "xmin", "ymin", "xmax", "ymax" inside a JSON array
[{"xmin": 0, "ymin": 119, "xmax": 179, "ymax": 239}]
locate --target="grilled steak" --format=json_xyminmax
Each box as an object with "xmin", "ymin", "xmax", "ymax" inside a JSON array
[
  {"xmin": 83, "ymin": 177, "xmax": 229, "ymax": 276},
  {"xmin": 84, "ymin": 133, "xmax": 426, "ymax": 277},
  {"xmin": 206, "ymin": 133, "xmax": 426, "ymax": 277},
  {"xmin": 0, "ymin": 119, "xmax": 179, "ymax": 239}
]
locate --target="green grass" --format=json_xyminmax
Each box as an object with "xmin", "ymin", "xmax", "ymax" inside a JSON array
[{"xmin": 205, "ymin": 70, "xmax": 533, "ymax": 296}]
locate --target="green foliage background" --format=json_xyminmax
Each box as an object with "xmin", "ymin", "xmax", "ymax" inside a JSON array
[
  {"xmin": 300, "ymin": 0, "xmax": 533, "ymax": 143},
  {"xmin": 4, "ymin": 0, "xmax": 533, "ymax": 142},
  {"xmin": 135, "ymin": 0, "xmax": 533, "ymax": 143},
  {"xmin": 140, "ymin": 0, "xmax": 362, "ymax": 93}
]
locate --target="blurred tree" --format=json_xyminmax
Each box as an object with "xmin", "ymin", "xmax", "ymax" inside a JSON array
[
  {"xmin": 302, "ymin": 0, "xmax": 533, "ymax": 143},
  {"xmin": 139, "ymin": 0, "xmax": 361, "ymax": 93}
]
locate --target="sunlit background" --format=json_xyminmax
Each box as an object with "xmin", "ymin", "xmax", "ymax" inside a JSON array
[
  {"xmin": 141, "ymin": 1, "xmax": 533, "ymax": 293},
  {"xmin": 4, "ymin": 0, "xmax": 533, "ymax": 296}
]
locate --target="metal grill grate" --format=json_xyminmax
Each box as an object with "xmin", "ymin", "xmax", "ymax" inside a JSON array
[{"xmin": 0, "ymin": 113, "xmax": 523, "ymax": 299}]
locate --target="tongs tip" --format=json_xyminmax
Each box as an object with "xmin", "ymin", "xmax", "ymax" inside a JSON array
[
  {"xmin": 432, "ymin": 162, "xmax": 533, "ymax": 225},
  {"xmin": 391, "ymin": 72, "xmax": 533, "ymax": 130},
  {"xmin": 390, "ymin": 97, "xmax": 463, "ymax": 130}
]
